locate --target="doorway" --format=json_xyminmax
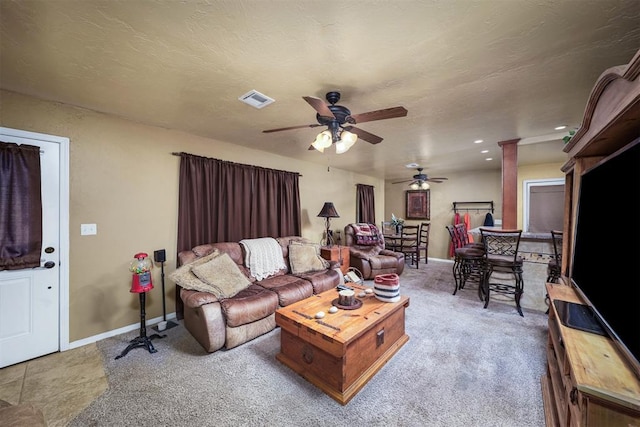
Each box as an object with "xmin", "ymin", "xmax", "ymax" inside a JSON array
[{"xmin": 0, "ymin": 127, "xmax": 70, "ymax": 367}]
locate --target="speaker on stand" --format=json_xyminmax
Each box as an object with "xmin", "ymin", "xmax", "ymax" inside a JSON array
[{"xmin": 152, "ymin": 249, "xmax": 178, "ymax": 332}]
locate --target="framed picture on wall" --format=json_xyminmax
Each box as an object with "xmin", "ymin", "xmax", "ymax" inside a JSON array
[{"xmin": 406, "ymin": 190, "xmax": 430, "ymax": 219}]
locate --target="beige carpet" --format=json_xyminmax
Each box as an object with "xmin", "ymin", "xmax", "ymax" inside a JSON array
[{"xmin": 70, "ymin": 260, "xmax": 548, "ymax": 426}]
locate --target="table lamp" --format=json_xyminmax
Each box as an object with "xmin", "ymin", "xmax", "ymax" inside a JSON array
[{"xmin": 317, "ymin": 202, "xmax": 340, "ymax": 246}]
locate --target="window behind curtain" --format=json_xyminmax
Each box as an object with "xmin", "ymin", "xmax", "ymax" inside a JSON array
[
  {"xmin": 524, "ymin": 180, "xmax": 564, "ymax": 233},
  {"xmin": 0, "ymin": 142, "xmax": 43, "ymax": 270}
]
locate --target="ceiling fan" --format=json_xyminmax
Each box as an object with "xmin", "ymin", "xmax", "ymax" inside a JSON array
[
  {"xmin": 392, "ymin": 167, "xmax": 448, "ymax": 189},
  {"xmin": 262, "ymin": 91, "xmax": 408, "ymax": 153}
]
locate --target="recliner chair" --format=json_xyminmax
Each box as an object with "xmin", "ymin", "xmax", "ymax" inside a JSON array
[{"xmin": 344, "ymin": 223, "xmax": 405, "ymax": 279}]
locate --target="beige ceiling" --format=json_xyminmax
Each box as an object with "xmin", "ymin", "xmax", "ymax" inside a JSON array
[{"xmin": 1, "ymin": 0, "xmax": 639, "ymax": 182}]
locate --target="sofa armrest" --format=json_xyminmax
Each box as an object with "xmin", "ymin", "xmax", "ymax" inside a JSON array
[
  {"xmin": 379, "ymin": 248, "xmax": 401, "ymax": 257},
  {"xmin": 180, "ymin": 288, "xmax": 220, "ymax": 308},
  {"xmin": 327, "ymin": 260, "xmax": 340, "ymax": 270}
]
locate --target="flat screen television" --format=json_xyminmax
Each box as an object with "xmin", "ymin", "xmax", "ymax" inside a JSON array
[{"xmin": 570, "ymin": 136, "xmax": 640, "ymax": 379}]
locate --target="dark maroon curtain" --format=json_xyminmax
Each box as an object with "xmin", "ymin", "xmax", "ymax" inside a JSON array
[
  {"xmin": 0, "ymin": 142, "xmax": 43, "ymax": 270},
  {"xmin": 177, "ymin": 153, "xmax": 301, "ymax": 254},
  {"xmin": 251, "ymin": 167, "xmax": 301, "ymax": 238},
  {"xmin": 356, "ymin": 184, "xmax": 375, "ymax": 224}
]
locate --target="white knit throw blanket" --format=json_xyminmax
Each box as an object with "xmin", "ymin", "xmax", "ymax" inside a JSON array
[{"xmin": 239, "ymin": 237, "xmax": 287, "ymax": 281}]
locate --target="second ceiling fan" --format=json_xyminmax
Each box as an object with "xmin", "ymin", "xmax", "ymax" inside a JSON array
[
  {"xmin": 393, "ymin": 167, "xmax": 448, "ymax": 189},
  {"xmin": 262, "ymin": 91, "xmax": 408, "ymax": 153}
]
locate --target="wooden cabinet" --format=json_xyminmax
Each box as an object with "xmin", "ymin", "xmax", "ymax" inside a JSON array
[
  {"xmin": 543, "ymin": 284, "xmax": 640, "ymax": 426},
  {"xmin": 542, "ymin": 49, "xmax": 640, "ymax": 426},
  {"xmin": 320, "ymin": 245, "xmax": 350, "ymax": 275}
]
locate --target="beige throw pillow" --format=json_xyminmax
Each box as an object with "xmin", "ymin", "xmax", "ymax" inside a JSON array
[
  {"xmin": 191, "ymin": 252, "xmax": 252, "ymax": 298},
  {"xmin": 288, "ymin": 242, "xmax": 329, "ymax": 274},
  {"xmin": 168, "ymin": 250, "xmax": 220, "ymax": 292}
]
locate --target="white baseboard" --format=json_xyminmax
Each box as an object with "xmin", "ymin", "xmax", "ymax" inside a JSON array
[{"xmin": 68, "ymin": 312, "xmax": 178, "ymax": 350}]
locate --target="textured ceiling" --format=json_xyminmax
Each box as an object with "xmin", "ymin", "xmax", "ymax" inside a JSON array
[{"xmin": 1, "ymin": 0, "xmax": 639, "ymax": 182}]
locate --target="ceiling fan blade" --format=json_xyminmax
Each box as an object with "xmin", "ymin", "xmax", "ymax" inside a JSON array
[
  {"xmin": 348, "ymin": 106, "xmax": 408, "ymax": 124},
  {"xmin": 427, "ymin": 177, "xmax": 448, "ymax": 182},
  {"xmin": 344, "ymin": 126, "xmax": 383, "ymax": 144},
  {"xmin": 303, "ymin": 96, "xmax": 335, "ymax": 118},
  {"xmin": 392, "ymin": 179, "xmax": 413, "ymax": 184},
  {"xmin": 262, "ymin": 124, "xmax": 323, "ymax": 133}
]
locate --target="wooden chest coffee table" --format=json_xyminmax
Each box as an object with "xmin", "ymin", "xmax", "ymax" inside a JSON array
[{"xmin": 275, "ymin": 287, "xmax": 410, "ymax": 405}]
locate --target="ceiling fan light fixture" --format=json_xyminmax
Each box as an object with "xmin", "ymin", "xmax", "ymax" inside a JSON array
[
  {"xmin": 335, "ymin": 130, "xmax": 358, "ymax": 154},
  {"xmin": 410, "ymin": 180, "xmax": 430, "ymax": 190},
  {"xmin": 312, "ymin": 130, "xmax": 332, "ymax": 152}
]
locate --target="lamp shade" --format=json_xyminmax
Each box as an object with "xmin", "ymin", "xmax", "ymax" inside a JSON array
[
  {"xmin": 311, "ymin": 130, "xmax": 333, "ymax": 152},
  {"xmin": 317, "ymin": 202, "xmax": 340, "ymax": 218}
]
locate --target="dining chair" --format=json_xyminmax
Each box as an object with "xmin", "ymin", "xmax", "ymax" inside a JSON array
[
  {"xmin": 454, "ymin": 222, "xmax": 484, "ymax": 251},
  {"xmin": 479, "ymin": 227, "xmax": 524, "ymax": 316},
  {"xmin": 381, "ymin": 221, "xmax": 400, "ymax": 251},
  {"xmin": 546, "ymin": 230, "xmax": 563, "ymax": 283},
  {"xmin": 399, "ymin": 225, "xmax": 420, "ymax": 268},
  {"xmin": 417, "ymin": 222, "xmax": 430, "ymax": 264},
  {"xmin": 446, "ymin": 225, "xmax": 484, "ymax": 297}
]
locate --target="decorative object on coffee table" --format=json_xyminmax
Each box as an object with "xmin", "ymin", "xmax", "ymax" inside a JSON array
[{"xmin": 374, "ymin": 273, "xmax": 401, "ymax": 303}]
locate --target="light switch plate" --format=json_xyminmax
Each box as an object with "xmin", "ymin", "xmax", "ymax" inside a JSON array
[{"xmin": 81, "ymin": 223, "xmax": 97, "ymax": 235}]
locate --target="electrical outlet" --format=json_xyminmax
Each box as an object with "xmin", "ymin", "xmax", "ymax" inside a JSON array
[{"xmin": 81, "ymin": 223, "xmax": 97, "ymax": 235}]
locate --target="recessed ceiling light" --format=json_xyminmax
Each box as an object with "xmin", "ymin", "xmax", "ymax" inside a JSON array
[
  {"xmin": 554, "ymin": 125, "xmax": 567, "ymax": 130},
  {"xmin": 481, "ymin": 150, "xmax": 489, "ymax": 154},
  {"xmin": 485, "ymin": 157, "xmax": 493, "ymax": 161},
  {"xmin": 474, "ymin": 139, "xmax": 483, "ymax": 144}
]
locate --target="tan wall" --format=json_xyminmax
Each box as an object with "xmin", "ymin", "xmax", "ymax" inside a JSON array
[
  {"xmin": 384, "ymin": 170, "xmax": 502, "ymax": 260},
  {"xmin": 0, "ymin": 90, "xmax": 384, "ymax": 342}
]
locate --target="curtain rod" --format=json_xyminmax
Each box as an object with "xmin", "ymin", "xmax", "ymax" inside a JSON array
[{"xmin": 171, "ymin": 152, "xmax": 302, "ymax": 177}]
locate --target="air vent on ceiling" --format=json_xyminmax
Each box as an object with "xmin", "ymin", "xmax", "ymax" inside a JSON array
[{"xmin": 238, "ymin": 90, "xmax": 275, "ymax": 109}]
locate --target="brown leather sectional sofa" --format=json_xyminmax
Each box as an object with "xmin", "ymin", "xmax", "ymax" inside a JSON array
[{"xmin": 176, "ymin": 236, "xmax": 343, "ymax": 353}]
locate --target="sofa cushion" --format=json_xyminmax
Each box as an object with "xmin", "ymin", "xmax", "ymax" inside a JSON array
[
  {"xmin": 191, "ymin": 252, "xmax": 252, "ymax": 298},
  {"xmin": 169, "ymin": 250, "xmax": 220, "ymax": 291},
  {"xmin": 258, "ymin": 274, "xmax": 314, "ymax": 306},
  {"xmin": 288, "ymin": 242, "xmax": 329, "ymax": 274},
  {"xmin": 220, "ymin": 284, "xmax": 279, "ymax": 327},
  {"xmin": 294, "ymin": 268, "xmax": 341, "ymax": 294}
]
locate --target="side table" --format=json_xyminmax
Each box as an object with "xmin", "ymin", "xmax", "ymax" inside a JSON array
[{"xmin": 320, "ymin": 245, "xmax": 350, "ymax": 275}]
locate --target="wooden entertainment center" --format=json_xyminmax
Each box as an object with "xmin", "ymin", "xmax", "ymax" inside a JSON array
[{"xmin": 541, "ymin": 50, "xmax": 640, "ymax": 425}]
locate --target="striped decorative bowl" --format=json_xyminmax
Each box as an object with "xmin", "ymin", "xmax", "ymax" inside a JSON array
[{"xmin": 373, "ymin": 273, "xmax": 400, "ymax": 303}]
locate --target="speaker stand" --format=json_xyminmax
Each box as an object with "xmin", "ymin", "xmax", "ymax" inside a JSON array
[{"xmin": 152, "ymin": 259, "xmax": 179, "ymax": 333}]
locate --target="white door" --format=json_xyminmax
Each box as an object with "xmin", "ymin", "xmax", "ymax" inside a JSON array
[{"xmin": 0, "ymin": 131, "xmax": 61, "ymax": 368}]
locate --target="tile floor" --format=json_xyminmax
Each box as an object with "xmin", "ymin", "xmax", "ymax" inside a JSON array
[{"xmin": 0, "ymin": 343, "xmax": 108, "ymax": 426}]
